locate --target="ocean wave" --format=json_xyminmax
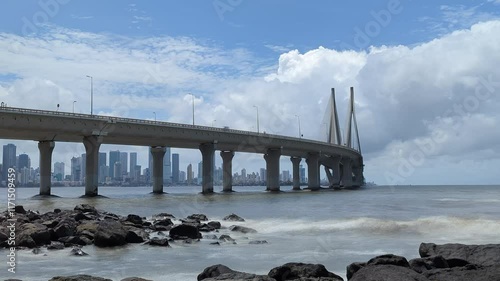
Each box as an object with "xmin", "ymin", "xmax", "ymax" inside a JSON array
[
  {"xmin": 434, "ymin": 198, "xmax": 500, "ymax": 203},
  {"xmin": 240, "ymin": 216, "xmax": 500, "ymax": 238}
]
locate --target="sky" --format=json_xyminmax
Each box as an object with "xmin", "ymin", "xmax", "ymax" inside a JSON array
[{"xmin": 0, "ymin": 0, "xmax": 500, "ymax": 185}]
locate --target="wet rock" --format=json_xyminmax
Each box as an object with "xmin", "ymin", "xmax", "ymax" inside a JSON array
[
  {"xmin": 203, "ymin": 234, "xmax": 218, "ymax": 240},
  {"xmin": 93, "ymin": 219, "xmax": 127, "ymax": 247},
  {"xmin": 76, "ymin": 222, "xmax": 99, "ymax": 236},
  {"xmin": 347, "ymin": 262, "xmax": 366, "ymax": 280},
  {"xmin": 198, "ymin": 264, "xmax": 274, "ymax": 281},
  {"xmin": 409, "ymin": 256, "xmax": 449, "ymax": 273},
  {"xmin": 422, "ymin": 264, "xmax": 500, "ymax": 281},
  {"xmin": 58, "ymin": 236, "xmax": 89, "ymax": 246},
  {"xmin": 126, "ymin": 214, "xmax": 143, "ymax": 226},
  {"xmin": 32, "ymin": 248, "xmax": 42, "ymax": 254},
  {"xmin": 47, "ymin": 241, "xmax": 65, "ymax": 250},
  {"xmin": 419, "ymin": 243, "xmax": 500, "ymax": 267},
  {"xmin": 121, "ymin": 278, "xmax": 153, "ymax": 281},
  {"xmin": 350, "ymin": 264, "xmax": 429, "ymax": 281},
  {"xmin": 17, "ymin": 223, "xmax": 51, "ymax": 247},
  {"xmin": 74, "ymin": 212, "xmax": 93, "ymax": 222},
  {"xmin": 249, "ymin": 240, "xmax": 268, "ymax": 244},
  {"xmin": 54, "ymin": 218, "xmax": 78, "ymax": 239},
  {"xmin": 54, "ymin": 208, "xmax": 62, "ymax": 213},
  {"xmin": 218, "ymin": 235, "xmax": 235, "ymax": 242},
  {"xmin": 198, "ymin": 223, "xmax": 216, "ymax": 232},
  {"xmin": 69, "ymin": 246, "xmax": 88, "ymax": 256},
  {"xmin": 367, "ymin": 254, "xmax": 410, "ymax": 268},
  {"xmin": 49, "ymin": 275, "xmax": 111, "ymax": 281},
  {"xmin": 268, "ymin": 262, "xmax": 343, "ymax": 281},
  {"xmin": 187, "ymin": 214, "xmax": 208, "ymax": 221},
  {"xmin": 229, "ymin": 225, "xmax": 257, "ymax": 234},
  {"xmin": 152, "ymin": 213, "xmax": 175, "ymax": 220},
  {"xmin": 147, "ymin": 237, "xmax": 170, "ymax": 247},
  {"xmin": 223, "ymin": 213, "xmax": 245, "ymax": 222},
  {"xmin": 73, "ymin": 204, "xmax": 98, "ymax": 214},
  {"xmin": 14, "ymin": 205, "xmax": 26, "ymax": 214},
  {"xmin": 126, "ymin": 228, "xmax": 149, "ymax": 243},
  {"xmin": 170, "ymin": 224, "xmax": 201, "ymax": 240},
  {"xmin": 26, "ymin": 210, "xmax": 40, "ymax": 221},
  {"xmin": 207, "ymin": 221, "xmax": 221, "ymax": 229},
  {"xmin": 210, "ymin": 242, "xmax": 220, "ymax": 245}
]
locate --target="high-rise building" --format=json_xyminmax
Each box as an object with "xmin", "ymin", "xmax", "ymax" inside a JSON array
[
  {"xmin": 299, "ymin": 165, "xmax": 306, "ymax": 183},
  {"xmin": 282, "ymin": 170, "xmax": 290, "ymax": 182},
  {"xmin": 99, "ymin": 152, "xmax": 106, "ymax": 169},
  {"xmin": 241, "ymin": 168, "xmax": 247, "ymax": 181},
  {"xmin": 81, "ymin": 153, "xmax": 86, "ymax": 183},
  {"xmin": 260, "ymin": 168, "xmax": 266, "ymax": 182},
  {"xmin": 187, "ymin": 164, "xmax": 193, "ymax": 185},
  {"xmin": 2, "ymin": 143, "xmax": 16, "ymax": 181},
  {"xmin": 172, "ymin": 153, "xmax": 179, "ymax": 184},
  {"xmin": 163, "ymin": 147, "xmax": 171, "ymax": 183},
  {"xmin": 120, "ymin": 152, "xmax": 128, "ymax": 177},
  {"xmin": 130, "ymin": 152, "xmax": 137, "ymax": 179},
  {"xmin": 114, "ymin": 162, "xmax": 122, "ymax": 181},
  {"xmin": 71, "ymin": 156, "xmax": 81, "ymax": 182},
  {"xmin": 197, "ymin": 161, "xmax": 203, "ymax": 185},
  {"xmin": 17, "ymin": 153, "xmax": 30, "ymax": 170},
  {"xmin": 54, "ymin": 162, "xmax": 65, "ymax": 181},
  {"xmin": 179, "ymin": 171, "xmax": 186, "ymax": 183},
  {"xmin": 109, "ymin": 150, "xmax": 121, "ymax": 179}
]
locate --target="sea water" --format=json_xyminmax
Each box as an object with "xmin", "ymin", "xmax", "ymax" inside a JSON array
[{"xmin": 0, "ymin": 185, "xmax": 499, "ymax": 280}]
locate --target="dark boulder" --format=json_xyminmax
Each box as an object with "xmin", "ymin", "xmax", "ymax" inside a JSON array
[
  {"xmin": 198, "ymin": 224, "xmax": 216, "ymax": 232},
  {"xmin": 58, "ymin": 236, "xmax": 90, "ymax": 246},
  {"xmin": 346, "ymin": 262, "xmax": 366, "ymax": 280},
  {"xmin": 409, "ymin": 256, "xmax": 449, "ymax": 273},
  {"xmin": 218, "ymin": 235, "xmax": 235, "ymax": 242},
  {"xmin": 419, "ymin": 243, "xmax": 500, "ymax": 266},
  {"xmin": 223, "ymin": 213, "xmax": 245, "ymax": 222},
  {"xmin": 207, "ymin": 221, "xmax": 222, "ymax": 229},
  {"xmin": 17, "ymin": 223, "xmax": 51, "ymax": 247},
  {"xmin": 350, "ymin": 265, "xmax": 429, "ymax": 281},
  {"xmin": 198, "ymin": 264, "xmax": 274, "ymax": 281},
  {"xmin": 170, "ymin": 224, "xmax": 201, "ymax": 240},
  {"xmin": 70, "ymin": 246, "xmax": 88, "ymax": 256},
  {"xmin": 93, "ymin": 219, "xmax": 127, "ymax": 247},
  {"xmin": 126, "ymin": 228, "xmax": 149, "ymax": 243},
  {"xmin": 229, "ymin": 225, "xmax": 257, "ymax": 234},
  {"xmin": 367, "ymin": 254, "xmax": 410, "ymax": 268},
  {"xmin": 268, "ymin": 262, "xmax": 343, "ymax": 281},
  {"xmin": 423, "ymin": 264, "xmax": 500, "ymax": 281},
  {"xmin": 126, "ymin": 214, "xmax": 143, "ymax": 226},
  {"xmin": 49, "ymin": 275, "xmax": 111, "ymax": 281},
  {"xmin": 47, "ymin": 241, "xmax": 65, "ymax": 250},
  {"xmin": 146, "ymin": 237, "xmax": 170, "ymax": 247},
  {"xmin": 74, "ymin": 204, "xmax": 98, "ymax": 214},
  {"xmin": 14, "ymin": 205, "xmax": 26, "ymax": 214},
  {"xmin": 152, "ymin": 212, "xmax": 175, "ymax": 220},
  {"xmin": 187, "ymin": 214, "xmax": 208, "ymax": 221},
  {"xmin": 53, "ymin": 218, "xmax": 78, "ymax": 239}
]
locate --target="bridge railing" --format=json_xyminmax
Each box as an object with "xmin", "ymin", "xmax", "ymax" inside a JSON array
[{"xmin": 0, "ymin": 105, "xmax": 361, "ymax": 154}]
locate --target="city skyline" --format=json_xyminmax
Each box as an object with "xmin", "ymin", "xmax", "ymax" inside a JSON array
[{"xmin": 0, "ymin": 142, "xmax": 306, "ymax": 186}]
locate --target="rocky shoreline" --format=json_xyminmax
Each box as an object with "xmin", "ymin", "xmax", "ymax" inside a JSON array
[{"xmin": 1, "ymin": 205, "xmax": 499, "ymax": 280}]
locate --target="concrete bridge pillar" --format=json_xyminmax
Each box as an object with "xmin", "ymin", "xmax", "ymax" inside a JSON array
[
  {"xmin": 199, "ymin": 143, "xmax": 215, "ymax": 194},
  {"xmin": 264, "ymin": 148, "xmax": 281, "ymax": 192},
  {"xmin": 83, "ymin": 136, "xmax": 102, "ymax": 197},
  {"xmin": 330, "ymin": 156, "xmax": 342, "ymax": 187},
  {"xmin": 306, "ymin": 152, "xmax": 320, "ymax": 190},
  {"xmin": 341, "ymin": 157, "xmax": 353, "ymax": 188},
  {"xmin": 38, "ymin": 141, "xmax": 55, "ymax": 196},
  {"xmin": 290, "ymin": 156, "xmax": 301, "ymax": 190},
  {"xmin": 150, "ymin": 146, "xmax": 166, "ymax": 194},
  {"xmin": 220, "ymin": 151, "xmax": 234, "ymax": 192},
  {"xmin": 352, "ymin": 159, "xmax": 364, "ymax": 186}
]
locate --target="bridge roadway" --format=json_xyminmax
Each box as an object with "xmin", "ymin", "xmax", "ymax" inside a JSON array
[{"xmin": 0, "ymin": 106, "xmax": 364, "ymax": 196}]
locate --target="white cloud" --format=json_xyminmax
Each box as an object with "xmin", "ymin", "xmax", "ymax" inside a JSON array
[{"xmin": 1, "ymin": 21, "xmax": 500, "ymax": 185}]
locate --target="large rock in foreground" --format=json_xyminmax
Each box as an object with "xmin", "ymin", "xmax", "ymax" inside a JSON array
[
  {"xmin": 49, "ymin": 275, "xmax": 112, "ymax": 281},
  {"xmin": 93, "ymin": 219, "xmax": 128, "ymax": 247},
  {"xmin": 268, "ymin": 262, "xmax": 343, "ymax": 281},
  {"xmin": 350, "ymin": 265, "xmax": 429, "ymax": 281},
  {"xmin": 170, "ymin": 224, "xmax": 201, "ymax": 240},
  {"xmin": 198, "ymin": 264, "xmax": 274, "ymax": 281},
  {"xmin": 419, "ymin": 243, "xmax": 500, "ymax": 266}
]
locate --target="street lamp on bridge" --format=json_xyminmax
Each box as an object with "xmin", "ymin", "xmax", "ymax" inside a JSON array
[
  {"xmin": 295, "ymin": 115, "xmax": 302, "ymax": 138},
  {"xmin": 153, "ymin": 111, "xmax": 156, "ymax": 121},
  {"xmin": 253, "ymin": 105, "xmax": 260, "ymax": 133},
  {"xmin": 190, "ymin": 93, "xmax": 195, "ymax": 125},
  {"xmin": 86, "ymin": 75, "xmax": 93, "ymax": 116},
  {"xmin": 72, "ymin": 100, "xmax": 77, "ymax": 113}
]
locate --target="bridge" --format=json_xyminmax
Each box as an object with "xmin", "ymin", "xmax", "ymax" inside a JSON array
[{"xmin": 0, "ymin": 87, "xmax": 363, "ymax": 196}]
